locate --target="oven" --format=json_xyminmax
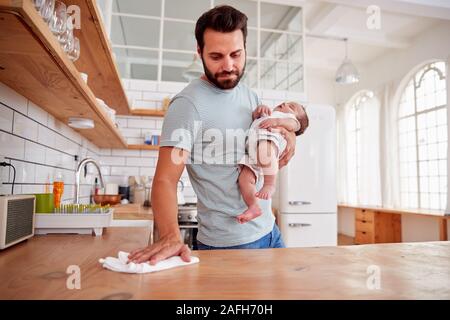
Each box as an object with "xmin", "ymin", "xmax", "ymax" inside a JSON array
[{"xmin": 151, "ymin": 202, "xmax": 198, "ymax": 250}]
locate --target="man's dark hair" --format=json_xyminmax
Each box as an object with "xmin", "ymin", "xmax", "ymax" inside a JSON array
[{"xmin": 195, "ymin": 5, "xmax": 248, "ymax": 53}]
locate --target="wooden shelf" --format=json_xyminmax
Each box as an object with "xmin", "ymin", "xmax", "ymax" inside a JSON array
[
  {"xmin": 128, "ymin": 144, "xmax": 160, "ymax": 150},
  {"xmin": 0, "ymin": 0, "xmax": 127, "ymax": 148},
  {"xmin": 131, "ymin": 109, "xmax": 166, "ymax": 117},
  {"xmin": 70, "ymin": 0, "xmax": 130, "ymax": 115}
]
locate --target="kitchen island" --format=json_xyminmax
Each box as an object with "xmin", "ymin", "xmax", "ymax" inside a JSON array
[{"xmin": 0, "ymin": 227, "xmax": 449, "ymax": 299}]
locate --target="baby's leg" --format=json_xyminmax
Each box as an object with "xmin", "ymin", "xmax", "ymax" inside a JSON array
[
  {"xmin": 255, "ymin": 140, "xmax": 279, "ymax": 200},
  {"xmin": 236, "ymin": 165, "xmax": 262, "ymax": 224}
]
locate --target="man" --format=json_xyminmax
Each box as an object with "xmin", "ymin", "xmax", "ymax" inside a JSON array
[{"xmin": 128, "ymin": 5, "xmax": 307, "ymax": 264}]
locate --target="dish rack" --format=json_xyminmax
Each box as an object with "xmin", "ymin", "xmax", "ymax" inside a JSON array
[{"xmin": 34, "ymin": 205, "xmax": 113, "ymax": 236}]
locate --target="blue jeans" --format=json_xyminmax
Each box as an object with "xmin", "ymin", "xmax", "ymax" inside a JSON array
[{"xmin": 196, "ymin": 224, "xmax": 285, "ymax": 250}]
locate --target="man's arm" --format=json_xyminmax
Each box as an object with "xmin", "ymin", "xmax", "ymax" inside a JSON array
[{"xmin": 127, "ymin": 146, "xmax": 191, "ymax": 264}]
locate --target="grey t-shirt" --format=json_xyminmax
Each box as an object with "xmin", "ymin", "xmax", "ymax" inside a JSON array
[{"xmin": 159, "ymin": 78, "xmax": 275, "ymax": 247}]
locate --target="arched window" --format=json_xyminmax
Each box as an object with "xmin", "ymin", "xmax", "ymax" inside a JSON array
[
  {"xmin": 398, "ymin": 61, "xmax": 447, "ymax": 210},
  {"xmin": 346, "ymin": 91, "xmax": 377, "ymax": 204}
]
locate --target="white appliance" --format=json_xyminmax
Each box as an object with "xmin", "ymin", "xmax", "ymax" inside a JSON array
[
  {"xmin": 0, "ymin": 195, "xmax": 35, "ymax": 249},
  {"xmin": 278, "ymin": 104, "xmax": 337, "ymax": 247}
]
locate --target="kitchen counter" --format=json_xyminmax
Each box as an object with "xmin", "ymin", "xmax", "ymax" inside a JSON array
[
  {"xmin": 112, "ymin": 204, "xmax": 153, "ymax": 220},
  {"xmin": 0, "ymin": 227, "xmax": 449, "ymax": 299}
]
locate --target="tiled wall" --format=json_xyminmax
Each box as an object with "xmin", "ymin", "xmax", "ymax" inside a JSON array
[
  {"xmin": 0, "ymin": 83, "xmax": 100, "ymax": 204},
  {"xmin": 1, "ymin": 77, "xmax": 305, "ymax": 206}
]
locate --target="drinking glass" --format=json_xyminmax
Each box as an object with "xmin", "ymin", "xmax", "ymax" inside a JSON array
[
  {"xmin": 68, "ymin": 37, "xmax": 80, "ymax": 61},
  {"xmin": 39, "ymin": 0, "xmax": 55, "ymax": 23},
  {"xmin": 58, "ymin": 18, "xmax": 73, "ymax": 45},
  {"xmin": 48, "ymin": 1, "xmax": 67, "ymax": 36},
  {"xmin": 34, "ymin": 0, "xmax": 45, "ymax": 10}
]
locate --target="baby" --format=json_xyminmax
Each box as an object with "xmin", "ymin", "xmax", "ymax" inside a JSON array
[{"xmin": 236, "ymin": 102, "xmax": 305, "ymax": 224}]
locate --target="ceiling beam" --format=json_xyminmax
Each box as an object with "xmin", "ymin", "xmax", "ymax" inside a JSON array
[
  {"xmin": 323, "ymin": 0, "xmax": 450, "ymax": 20},
  {"xmin": 322, "ymin": 26, "xmax": 411, "ymax": 48},
  {"xmin": 306, "ymin": 3, "xmax": 348, "ymax": 34}
]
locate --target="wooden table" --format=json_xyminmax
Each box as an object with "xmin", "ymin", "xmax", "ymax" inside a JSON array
[
  {"xmin": 339, "ymin": 204, "xmax": 449, "ymax": 243},
  {"xmin": 0, "ymin": 227, "xmax": 449, "ymax": 299}
]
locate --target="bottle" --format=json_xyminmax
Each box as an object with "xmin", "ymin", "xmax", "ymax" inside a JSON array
[{"xmin": 53, "ymin": 171, "xmax": 64, "ymax": 209}]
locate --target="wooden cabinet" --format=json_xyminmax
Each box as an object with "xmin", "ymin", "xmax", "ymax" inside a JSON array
[
  {"xmin": 354, "ymin": 209, "xmax": 401, "ymax": 245},
  {"xmin": 0, "ymin": 0, "xmax": 128, "ymax": 148}
]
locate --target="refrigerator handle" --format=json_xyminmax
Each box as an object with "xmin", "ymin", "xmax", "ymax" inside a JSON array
[
  {"xmin": 288, "ymin": 201, "xmax": 312, "ymax": 205},
  {"xmin": 288, "ymin": 223, "xmax": 312, "ymax": 227}
]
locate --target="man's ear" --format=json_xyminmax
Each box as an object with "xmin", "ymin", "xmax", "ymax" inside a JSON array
[{"xmin": 197, "ymin": 46, "xmax": 201, "ymax": 57}]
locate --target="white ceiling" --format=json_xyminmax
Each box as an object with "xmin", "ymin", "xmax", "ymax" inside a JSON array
[
  {"xmin": 108, "ymin": 0, "xmax": 450, "ymax": 81},
  {"xmin": 302, "ymin": 0, "xmax": 450, "ymax": 77}
]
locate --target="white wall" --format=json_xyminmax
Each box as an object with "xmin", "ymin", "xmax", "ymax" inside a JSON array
[
  {"xmin": 336, "ymin": 21, "xmax": 450, "ymax": 242},
  {"xmin": 0, "ymin": 83, "xmax": 100, "ymax": 204}
]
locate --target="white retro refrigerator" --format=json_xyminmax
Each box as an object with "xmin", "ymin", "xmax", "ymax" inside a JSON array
[{"xmin": 278, "ymin": 104, "xmax": 337, "ymax": 247}]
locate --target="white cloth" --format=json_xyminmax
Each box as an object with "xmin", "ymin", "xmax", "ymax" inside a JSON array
[{"xmin": 99, "ymin": 251, "xmax": 200, "ymax": 274}]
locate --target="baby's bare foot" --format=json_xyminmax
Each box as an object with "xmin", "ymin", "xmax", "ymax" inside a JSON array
[
  {"xmin": 255, "ymin": 184, "xmax": 276, "ymax": 200},
  {"xmin": 236, "ymin": 203, "xmax": 262, "ymax": 224}
]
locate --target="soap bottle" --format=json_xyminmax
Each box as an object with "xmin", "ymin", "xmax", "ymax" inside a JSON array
[{"xmin": 53, "ymin": 171, "xmax": 64, "ymax": 209}]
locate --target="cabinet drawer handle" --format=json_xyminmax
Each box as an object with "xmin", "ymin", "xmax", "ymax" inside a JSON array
[
  {"xmin": 288, "ymin": 223, "xmax": 312, "ymax": 227},
  {"xmin": 362, "ymin": 231, "xmax": 366, "ymax": 234},
  {"xmin": 362, "ymin": 220, "xmax": 366, "ymax": 223},
  {"xmin": 288, "ymin": 201, "xmax": 312, "ymax": 206}
]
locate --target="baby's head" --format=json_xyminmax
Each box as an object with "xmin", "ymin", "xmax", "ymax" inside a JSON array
[{"xmin": 274, "ymin": 102, "xmax": 309, "ymax": 136}]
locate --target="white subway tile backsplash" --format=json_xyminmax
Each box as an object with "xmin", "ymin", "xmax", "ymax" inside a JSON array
[
  {"xmin": 98, "ymin": 148, "xmax": 112, "ymax": 156},
  {"xmin": 0, "ymin": 83, "xmax": 28, "ymax": 114},
  {"xmin": 24, "ymin": 141, "xmax": 46, "ymax": 164},
  {"xmin": 140, "ymin": 150, "xmax": 159, "ymax": 157},
  {"xmin": 121, "ymin": 79, "xmax": 130, "ymax": 90},
  {"xmin": 27, "ymin": 101, "xmax": 48, "ymax": 125},
  {"xmin": 110, "ymin": 166, "xmax": 139, "ymax": 176},
  {"xmin": 127, "ymin": 118, "xmax": 156, "ymax": 129},
  {"xmin": 111, "ymin": 149, "xmax": 141, "ymax": 157},
  {"xmin": 0, "ymin": 132, "xmax": 25, "ymax": 159},
  {"xmin": 100, "ymin": 166, "xmax": 110, "ymax": 175},
  {"xmin": 34, "ymin": 164, "xmax": 52, "ymax": 184},
  {"xmin": 132, "ymin": 100, "xmax": 156, "ymax": 109},
  {"xmin": 13, "ymin": 113, "xmax": 38, "ymax": 141},
  {"xmin": 38, "ymin": 125, "xmax": 56, "ymax": 148},
  {"xmin": 0, "ymin": 104, "xmax": 13, "ymax": 132},
  {"xmin": 99, "ymin": 156, "xmax": 125, "ymax": 166},
  {"xmin": 60, "ymin": 153, "xmax": 76, "ymax": 170},
  {"xmin": 139, "ymin": 167, "xmax": 156, "ymax": 176},
  {"xmin": 10, "ymin": 161, "xmax": 35, "ymax": 184},
  {"xmin": 119, "ymin": 128, "xmax": 142, "ymax": 138},
  {"xmin": 126, "ymin": 157, "xmax": 154, "ymax": 167},
  {"xmin": 156, "ymin": 120, "xmax": 163, "ymax": 129},
  {"xmin": 116, "ymin": 117, "xmax": 128, "ymax": 128},
  {"xmin": 126, "ymin": 137, "xmax": 144, "ymax": 145},
  {"xmin": 21, "ymin": 185, "xmax": 44, "ymax": 195},
  {"xmin": 45, "ymin": 148, "xmax": 61, "ymax": 166},
  {"xmin": 126, "ymin": 90, "xmax": 143, "ymax": 101},
  {"xmin": 0, "ymin": 165, "xmax": 9, "ymax": 185}
]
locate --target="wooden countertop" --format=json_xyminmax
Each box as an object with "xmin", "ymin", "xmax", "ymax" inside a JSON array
[
  {"xmin": 112, "ymin": 204, "xmax": 153, "ymax": 220},
  {"xmin": 338, "ymin": 203, "xmax": 449, "ymax": 218},
  {"xmin": 0, "ymin": 227, "xmax": 449, "ymax": 299}
]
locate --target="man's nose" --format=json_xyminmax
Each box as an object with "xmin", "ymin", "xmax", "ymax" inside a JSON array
[{"xmin": 222, "ymin": 57, "xmax": 234, "ymax": 72}]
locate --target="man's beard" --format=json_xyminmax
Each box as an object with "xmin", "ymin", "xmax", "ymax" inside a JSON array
[{"xmin": 201, "ymin": 57, "xmax": 246, "ymax": 90}]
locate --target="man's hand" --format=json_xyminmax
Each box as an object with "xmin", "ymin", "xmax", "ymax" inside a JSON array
[
  {"xmin": 269, "ymin": 126, "xmax": 296, "ymax": 168},
  {"xmin": 258, "ymin": 118, "xmax": 279, "ymax": 129},
  {"xmin": 127, "ymin": 234, "xmax": 191, "ymax": 265},
  {"xmin": 252, "ymin": 105, "xmax": 272, "ymax": 120}
]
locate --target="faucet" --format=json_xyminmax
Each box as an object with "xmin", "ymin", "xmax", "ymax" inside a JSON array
[{"xmin": 74, "ymin": 158, "xmax": 105, "ymax": 204}]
